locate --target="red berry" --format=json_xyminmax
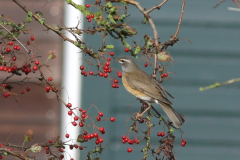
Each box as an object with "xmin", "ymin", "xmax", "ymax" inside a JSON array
[
  {"xmin": 96, "ymin": 116, "xmax": 101, "ymax": 121},
  {"xmin": 99, "ymin": 72, "xmax": 103, "ymax": 76},
  {"xmin": 9, "ymin": 41, "xmax": 13, "ymax": 45},
  {"xmin": 157, "ymin": 132, "xmax": 165, "ymax": 137},
  {"xmin": 7, "ymin": 68, "xmax": 12, "ymax": 73},
  {"xmin": 112, "ymin": 84, "xmax": 116, "ymax": 88},
  {"xmin": 6, "ymin": 48, "xmax": 11, "ymax": 53},
  {"xmin": 46, "ymin": 86, "xmax": 51, "ymax": 92},
  {"xmin": 95, "ymin": 140, "xmax": 99, "ymax": 144},
  {"xmin": 85, "ymin": 4, "xmax": 90, "ymax": 8},
  {"xmin": 181, "ymin": 142, "xmax": 186, "ymax": 146},
  {"xmin": 2, "ymin": 84, "xmax": 7, "ymax": 88},
  {"xmin": 16, "ymin": 46, "xmax": 20, "ymax": 51},
  {"xmin": 98, "ymin": 112, "xmax": 103, "ymax": 117},
  {"xmin": 122, "ymin": 139, "xmax": 126, "ymax": 143},
  {"xmin": 13, "ymin": 45, "xmax": 17, "ymax": 50},
  {"xmin": 122, "ymin": 135, "xmax": 126, "ymax": 139},
  {"xmin": 125, "ymin": 48, "xmax": 129, "ymax": 52},
  {"xmin": 84, "ymin": 72, "xmax": 87, "ymax": 77},
  {"xmin": 79, "ymin": 122, "xmax": 84, "ymax": 127},
  {"xmin": 12, "ymin": 56, "xmax": 16, "ymax": 61},
  {"xmin": 35, "ymin": 60, "xmax": 40, "ymax": 65},
  {"xmin": 65, "ymin": 134, "xmax": 70, "ymax": 138},
  {"xmin": 3, "ymin": 66, "xmax": 8, "ymax": 72},
  {"xmin": 104, "ymin": 73, "xmax": 108, "ymax": 78},
  {"xmin": 163, "ymin": 73, "xmax": 168, "ymax": 77},
  {"xmin": 88, "ymin": 18, "xmax": 92, "ymax": 22},
  {"xmin": 68, "ymin": 111, "xmax": 73, "ymax": 115},
  {"xmin": 91, "ymin": 14, "xmax": 94, "ymax": 18},
  {"xmin": 21, "ymin": 90, "xmax": 25, "ymax": 94},
  {"xmin": 33, "ymin": 66, "xmax": 38, "ymax": 70},
  {"xmin": 72, "ymin": 121, "xmax": 77, "ymax": 126},
  {"xmin": 127, "ymin": 148, "xmax": 132, "ymax": 153},
  {"xmin": 94, "ymin": 132, "xmax": 98, "ymax": 137},
  {"xmin": 86, "ymin": 15, "xmax": 90, "ymax": 19},
  {"xmin": 0, "ymin": 66, "xmax": 3, "ymax": 71},
  {"xmin": 49, "ymin": 140, "xmax": 53, "ymax": 143},
  {"xmin": 98, "ymin": 138, "xmax": 103, "ymax": 143},
  {"xmin": 48, "ymin": 77, "xmax": 53, "ymax": 81},
  {"xmin": 81, "ymin": 114, "xmax": 87, "ymax": 118},
  {"xmin": 117, "ymin": 71, "xmax": 122, "ymax": 78},
  {"xmin": 26, "ymin": 87, "xmax": 30, "ymax": 91},
  {"xmin": 59, "ymin": 148, "xmax": 63, "ymax": 152},
  {"xmin": 89, "ymin": 71, "xmax": 93, "ymax": 75},
  {"xmin": 27, "ymin": 41, "xmax": 30, "ymax": 45},
  {"xmin": 30, "ymin": 36, "xmax": 35, "ymax": 41},
  {"xmin": 74, "ymin": 144, "xmax": 78, "ymax": 149},
  {"xmin": 80, "ymin": 65, "xmax": 84, "ymax": 70},
  {"xmin": 79, "ymin": 146, "xmax": 83, "ymax": 150},
  {"xmin": 46, "ymin": 150, "xmax": 49, "ymax": 154},
  {"xmin": 99, "ymin": 127, "xmax": 104, "ymax": 132},
  {"xmin": 106, "ymin": 62, "xmax": 110, "ymax": 66},
  {"xmin": 66, "ymin": 103, "xmax": 72, "ymax": 108},
  {"xmin": 161, "ymin": 74, "xmax": 164, "ymax": 78},
  {"xmin": 74, "ymin": 116, "xmax": 79, "ymax": 121},
  {"xmin": 82, "ymin": 110, "xmax": 86, "ymax": 114},
  {"xmin": 144, "ymin": 63, "xmax": 148, "ymax": 67},
  {"xmin": 115, "ymin": 84, "xmax": 119, "ymax": 88},
  {"xmin": 12, "ymin": 65, "xmax": 17, "ymax": 71},
  {"xmin": 182, "ymin": 139, "xmax": 187, "ymax": 144},
  {"xmin": 107, "ymin": 57, "xmax": 111, "ymax": 61},
  {"xmin": 114, "ymin": 79, "xmax": 118, "ymax": 83},
  {"xmin": 110, "ymin": 52, "xmax": 114, "ymax": 56},
  {"xmin": 110, "ymin": 117, "xmax": 115, "ymax": 122}
]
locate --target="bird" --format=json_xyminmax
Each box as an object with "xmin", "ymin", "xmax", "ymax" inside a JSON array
[{"xmin": 114, "ymin": 56, "xmax": 185, "ymax": 128}]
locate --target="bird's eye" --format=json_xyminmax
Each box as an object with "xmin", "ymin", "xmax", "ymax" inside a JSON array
[{"xmin": 120, "ymin": 60, "xmax": 124, "ymax": 62}]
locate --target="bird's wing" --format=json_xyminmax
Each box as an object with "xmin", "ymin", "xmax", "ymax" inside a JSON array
[{"xmin": 126, "ymin": 70, "xmax": 172, "ymax": 105}]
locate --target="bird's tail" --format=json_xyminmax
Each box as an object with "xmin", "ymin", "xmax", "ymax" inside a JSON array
[{"xmin": 158, "ymin": 102, "xmax": 185, "ymax": 128}]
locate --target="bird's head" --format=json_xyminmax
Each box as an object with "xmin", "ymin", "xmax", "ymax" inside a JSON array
[{"xmin": 114, "ymin": 57, "xmax": 138, "ymax": 72}]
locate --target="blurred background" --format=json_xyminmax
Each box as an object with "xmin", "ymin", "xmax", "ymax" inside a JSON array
[{"xmin": 1, "ymin": 0, "xmax": 240, "ymax": 160}]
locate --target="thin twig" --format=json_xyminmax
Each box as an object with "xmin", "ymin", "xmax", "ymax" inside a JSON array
[
  {"xmin": 199, "ymin": 78, "xmax": 240, "ymax": 91},
  {"xmin": 168, "ymin": 0, "xmax": 186, "ymax": 43}
]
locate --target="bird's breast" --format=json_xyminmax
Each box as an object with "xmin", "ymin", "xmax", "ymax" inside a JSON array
[{"xmin": 122, "ymin": 73, "xmax": 151, "ymax": 101}]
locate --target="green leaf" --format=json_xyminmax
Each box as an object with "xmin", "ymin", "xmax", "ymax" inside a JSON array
[
  {"xmin": 27, "ymin": 11, "xmax": 32, "ymax": 17},
  {"xmin": 26, "ymin": 16, "xmax": 32, "ymax": 23},
  {"xmin": 106, "ymin": 45, "xmax": 114, "ymax": 49},
  {"xmin": 157, "ymin": 51, "xmax": 170, "ymax": 62},
  {"xmin": 134, "ymin": 46, "xmax": 141, "ymax": 54},
  {"xmin": 77, "ymin": 134, "xmax": 85, "ymax": 142},
  {"xmin": 0, "ymin": 31, "xmax": 6, "ymax": 37},
  {"xmin": 39, "ymin": 18, "xmax": 45, "ymax": 25},
  {"xmin": 106, "ymin": 2, "xmax": 112, "ymax": 8},
  {"xmin": 4, "ymin": 152, "xmax": 8, "ymax": 155},
  {"xmin": 28, "ymin": 144, "xmax": 42, "ymax": 153},
  {"xmin": 170, "ymin": 128, "xmax": 174, "ymax": 133}
]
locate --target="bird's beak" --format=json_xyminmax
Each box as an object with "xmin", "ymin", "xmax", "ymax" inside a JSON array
[{"xmin": 114, "ymin": 57, "xmax": 120, "ymax": 62}]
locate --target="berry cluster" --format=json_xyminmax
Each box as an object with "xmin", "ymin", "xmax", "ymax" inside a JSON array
[
  {"xmin": 79, "ymin": 54, "xmax": 122, "ymax": 88},
  {"xmin": 161, "ymin": 72, "xmax": 168, "ymax": 78},
  {"xmin": 157, "ymin": 132, "xmax": 165, "ymax": 137},
  {"xmin": 121, "ymin": 135, "xmax": 140, "ymax": 153}
]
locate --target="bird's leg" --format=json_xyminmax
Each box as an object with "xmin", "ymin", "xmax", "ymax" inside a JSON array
[{"xmin": 136, "ymin": 102, "xmax": 152, "ymax": 120}]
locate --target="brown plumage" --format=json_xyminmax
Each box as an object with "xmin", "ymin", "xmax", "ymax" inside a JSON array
[{"xmin": 115, "ymin": 56, "xmax": 185, "ymax": 128}]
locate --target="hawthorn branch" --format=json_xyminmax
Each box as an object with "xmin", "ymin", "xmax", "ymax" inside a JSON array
[{"xmin": 0, "ymin": 148, "xmax": 33, "ymax": 160}]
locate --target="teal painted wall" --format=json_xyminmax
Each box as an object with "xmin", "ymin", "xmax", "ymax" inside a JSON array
[{"xmin": 80, "ymin": 1, "xmax": 240, "ymax": 159}]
